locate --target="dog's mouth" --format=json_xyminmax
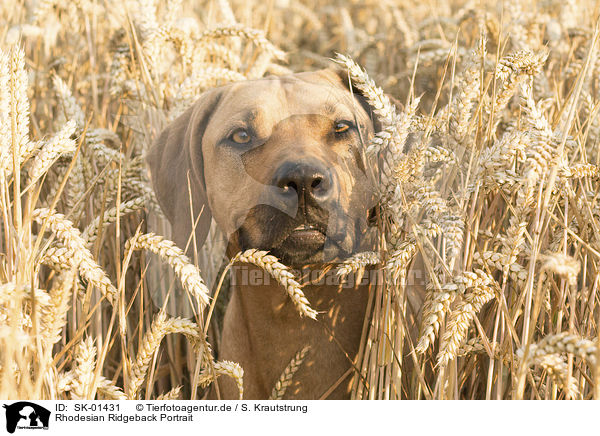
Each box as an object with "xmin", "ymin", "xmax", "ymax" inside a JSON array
[
  {"xmin": 269, "ymin": 221, "xmax": 332, "ymax": 265},
  {"xmin": 234, "ymin": 204, "xmax": 350, "ymax": 266},
  {"xmin": 281, "ymin": 224, "xmax": 327, "ymax": 249}
]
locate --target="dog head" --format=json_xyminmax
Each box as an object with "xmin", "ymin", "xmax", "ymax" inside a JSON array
[{"xmin": 147, "ymin": 69, "xmax": 378, "ymax": 267}]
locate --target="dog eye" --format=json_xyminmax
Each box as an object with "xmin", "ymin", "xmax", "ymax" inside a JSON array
[
  {"xmin": 230, "ymin": 128, "xmax": 251, "ymax": 144},
  {"xmin": 334, "ymin": 121, "xmax": 353, "ymax": 134}
]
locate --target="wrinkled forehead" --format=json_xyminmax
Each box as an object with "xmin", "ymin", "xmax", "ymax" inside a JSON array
[{"xmin": 206, "ymin": 76, "xmax": 370, "ymax": 137}]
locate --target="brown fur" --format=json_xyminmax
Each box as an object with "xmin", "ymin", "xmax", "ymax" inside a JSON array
[{"xmin": 217, "ymin": 267, "xmax": 372, "ymax": 399}]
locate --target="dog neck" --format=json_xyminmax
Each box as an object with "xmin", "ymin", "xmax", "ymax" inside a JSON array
[{"xmin": 216, "ymin": 263, "xmax": 378, "ymax": 399}]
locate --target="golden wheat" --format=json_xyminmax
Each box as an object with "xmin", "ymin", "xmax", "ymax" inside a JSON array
[
  {"xmin": 1, "ymin": 0, "xmax": 599, "ymax": 401},
  {"xmin": 33, "ymin": 208, "xmax": 118, "ymax": 305},
  {"xmin": 125, "ymin": 233, "xmax": 210, "ymax": 308},
  {"xmin": 231, "ymin": 249, "xmax": 318, "ymax": 319},
  {"xmin": 128, "ymin": 312, "xmax": 206, "ymax": 399}
]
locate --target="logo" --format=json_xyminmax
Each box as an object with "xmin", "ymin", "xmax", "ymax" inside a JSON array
[{"xmin": 2, "ymin": 402, "xmax": 50, "ymax": 434}]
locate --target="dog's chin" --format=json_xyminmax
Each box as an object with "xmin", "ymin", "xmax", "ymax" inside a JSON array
[
  {"xmin": 270, "ymin": 227, "xmax": 328, "ymax": 267},
  {"xmin": 238, "ymin": 224, "xmax": 348, "ymax": 267}
]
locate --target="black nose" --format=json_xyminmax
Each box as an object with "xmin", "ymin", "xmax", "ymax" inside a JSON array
[{"xmin": 272, "ymin": 160, "xmax": 333, "ymax": 204}]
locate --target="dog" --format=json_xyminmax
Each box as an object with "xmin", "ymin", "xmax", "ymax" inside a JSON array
[{"xmin": 147, "ymin": 69, "xmax": 424, "ymax": 399}]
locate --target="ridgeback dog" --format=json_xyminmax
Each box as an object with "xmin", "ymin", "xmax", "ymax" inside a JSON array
[{"xmin": 147, "ymin": 69, "xmax": 424, "ymax": 399}]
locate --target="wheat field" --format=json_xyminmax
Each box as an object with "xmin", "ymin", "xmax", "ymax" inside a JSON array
[{"xmin": 0, "ymin": 0, "xmax": 599, "ymax": 400}]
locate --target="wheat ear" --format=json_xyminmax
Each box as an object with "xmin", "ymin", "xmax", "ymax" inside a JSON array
[
  {"xmin": 83, "ymin": 197, "xmax": 148, "ymax": 248},
  {"xmin": 269, "ymin": 346, "xmax": 311, "ymax": 400},
  {"xmin": 437, "ymin": 270, "xmax": 496, "ymax": 366},
  {"xmin": 52, "ymin": 74, "xmax": 85, "ymax": 129},
  {"xmin": 9, "ymin": 47, "xmax": 32, "ymax": 164},
  {"xmin": 0, "ymin": 49, "xmax": 9, "ymax": 172},
  {"xmin": 333, "ymin": 53, "xmax": 397, "ymax": 128},
  {"xmin": 197, "ymin": 360, "xmax": 244, "ymax": 400},
  {"xmin": 97, "ymin": 377, "xmax": 127, "ymax": 400},
  {"xmin": 336, "ymin": 251, "xmax": 381, "ymax": 278},
  {"xmin": 33, "ymin": 208, "xmax": 118, "ymax": 305},
  {"xmin": 125, "ymin": 233, "xmax": 210, "ymax": 308},
  {"xmin": 128, "ymin": 312, "xmax": 206, "ymax": 399},
  {"xmin": 519, "ymin": 332, "xmax": 598, "ymax": 366},
  {"xmin": 41, "ymin": 269, "xmax": 75, "ymax": 346},
  {"xmin": 71, "ymin": 338, "xmax": 97, "ymax": 399},
  {"xmin": 535, "ymin": 354, "xmax": 581, "ymax": 398},
  {"xmin": 385, "ymin": 241, "xmax": 417, "ymax": 285},
  {"xmin": 198, "ymin": 25, "xmax": 286, "ymax": 61},
  {"xmin": 540, "ymin": 253, "xmax": 580, "ymax": 287},
  {"xmin": 416, "ymin": 283, "xmax": 458, "ymax": 354},
  {"xmin": 231, "ymin": 249, "xmax": 318, "ymax": 319},
  {"xmin": 156, "ymin": 386, "xmax": 182, "ymax": 400}
]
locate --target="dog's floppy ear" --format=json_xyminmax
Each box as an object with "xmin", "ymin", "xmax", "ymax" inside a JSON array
[{"xmin": 146, "ymin": 88, "xmax": 223, "ymax": 253}]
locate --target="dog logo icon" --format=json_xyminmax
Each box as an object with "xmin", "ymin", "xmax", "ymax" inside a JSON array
[{"xmin": 2, "ymin": 402, "xmax": 50, "ymax": 433}]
